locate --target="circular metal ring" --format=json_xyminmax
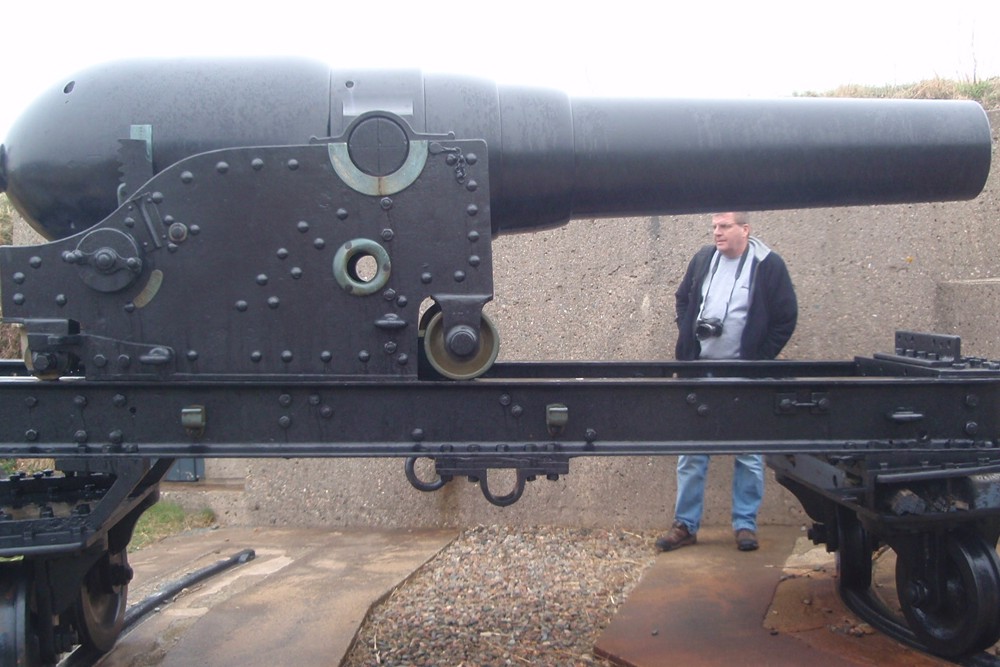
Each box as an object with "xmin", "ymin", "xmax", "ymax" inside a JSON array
[
  {"xmin": 75, "ymin": 228, "xmax": 143, "ymax": 293},
  {"xmin": 74, "ymin": 549, "xmax": 128, "ymax": 653},
  {"xmin": 895, "ymin": 530, "xmax": 1000, "ymax": 656},
  {"xmin": 0, "ymin": 562, "xmax": 39, "ymax": 666},
  {"xmin": 332, "ymin": 239, "xmax": 391, "ymax": 296}
]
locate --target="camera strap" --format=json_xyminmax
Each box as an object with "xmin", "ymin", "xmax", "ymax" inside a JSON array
[{"xmin": 697, "ymin": 245, "xmax": 750, "ymax": 326}]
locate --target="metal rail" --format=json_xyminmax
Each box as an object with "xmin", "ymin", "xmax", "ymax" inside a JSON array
[{"xmin": 1, "ymin": 360, "xmax": 999, "ymax": 461}]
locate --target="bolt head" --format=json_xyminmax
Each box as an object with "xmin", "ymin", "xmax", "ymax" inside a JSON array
[{"xmin": 446, "ymin": 325, "xmax": 479, "ymax": 357}]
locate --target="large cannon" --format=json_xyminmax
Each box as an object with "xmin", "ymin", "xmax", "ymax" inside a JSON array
[
  {"xmin": 2, "ymin": 59, "xmax": 990, "ymax": 240},
  {"xmin": 0, "ymin": 59, "xmax": 998, "ymax": 664},
  {"xmin": 0, "ymin": 59, "xmax": 990, "ymax": 380}
]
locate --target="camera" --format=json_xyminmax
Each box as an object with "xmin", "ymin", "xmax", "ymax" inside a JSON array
[{"xmin": 695, "ymin": 317, "xmax": 723, "ymax": 340}]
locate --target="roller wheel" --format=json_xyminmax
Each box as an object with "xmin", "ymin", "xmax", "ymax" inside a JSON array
[
  {"xmin": 0, "ymin": 564, "xmax": 40, "ymax": 666},
  {"xmin": 895, "ymin": 531, "xmax": 1000, "ymax": 657},
  {"xmin": 74, "ymin": 549, "xmax": 129, "ymax": 654},
  {"xmin": 422, "ymin": 311, "xmax": 500, "ymax": 380},
  {"xmin": 836, "ymin": 510, "xmax": 873, "ymax": 592}
]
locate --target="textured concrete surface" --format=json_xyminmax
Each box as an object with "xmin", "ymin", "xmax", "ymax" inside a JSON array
[
  {"xmin": 12, "ymin": 110, "xmax": 1000, "ymax": 531},
  {"xmin": 97, "ymin": 526, "xmax": 953, "ymax": 667},
  {"xmin": 99, "ymin": 527, "xmax": 457, "ymax": 667}
]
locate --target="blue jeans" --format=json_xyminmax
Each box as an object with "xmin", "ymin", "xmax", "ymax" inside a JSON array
[{"xmin": 674, "ymin": 454, "xmax": 764, "ymax": 534}]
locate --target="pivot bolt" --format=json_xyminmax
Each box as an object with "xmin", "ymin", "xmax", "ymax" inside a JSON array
[
  {"xmin": 94, "ymin": 248, "xmax": 117, "ymax": 272},
  {"xmin": 31, "ymin": 352, "xmax": 57, "ymax": 372},
  {"xmin": 446, "ymin": 325, "xmax": 479, "ymax": 357}
]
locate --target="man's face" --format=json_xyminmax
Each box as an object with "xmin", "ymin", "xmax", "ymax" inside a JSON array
[{"xmin": 711, "ymin": 213, "xmax": 749, "ymax": 259}]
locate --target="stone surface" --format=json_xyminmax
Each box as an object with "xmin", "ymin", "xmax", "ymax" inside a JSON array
[
  {"xmin": 595, "ymin": 528, "xmax": 954, "ymax": 666},
  {"xmin": 101, "ymin": 527, "xmax": 457, "ymax": 667}
]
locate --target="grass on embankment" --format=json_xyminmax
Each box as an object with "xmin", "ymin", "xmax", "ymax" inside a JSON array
[{"xmin": 130, "ymin": 501, "xmax": 217, "ymax": 551}]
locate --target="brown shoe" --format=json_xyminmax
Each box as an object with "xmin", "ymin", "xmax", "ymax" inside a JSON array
[
  {"xmin": 735, "ymin": 529, "xmax": 759, "ymax": 551},
  {"xmin": 655, "ymin": 521, "xmax": 697, "ymax": 552}
]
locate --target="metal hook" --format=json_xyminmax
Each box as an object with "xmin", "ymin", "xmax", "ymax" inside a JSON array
[
  {"xmin": 478, "ymin": 469, "xmax": 527, "ymax": 507},
  {"xmin": 404, "ymin": 456, "xmax": 448, "ymax": 492}
]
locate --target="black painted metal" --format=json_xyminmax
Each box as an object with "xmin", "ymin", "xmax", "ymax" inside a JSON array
[
  {"xmin": 0, "ymin": 563, "xmax": 37, "ymax": 665},
  {"xmin": 0, "ymin": 139, "xmax": 495, "ymax": 380},
  {"xmin": 0, "ymin": 459, "xmax": 168, "ymax": 557},
  {"xmin": 0, "ymin": 458, "xmax": 165, "ymax": 665},
  {"xmin": 0, "ymin": 60, "xmax": 998, "ymax": 663},
  {"xmin": 0, "ymin": 369, "xmax": 999, "ymax": 459},
  {"xmin": 2, "ymin": 61, "xmax": 991, "ymax": 241}
]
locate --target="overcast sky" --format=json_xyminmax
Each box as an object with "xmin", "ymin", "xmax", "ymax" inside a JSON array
[{"xmin": 2, "ymin": 0, "xmax": 999, "ymax": 139}]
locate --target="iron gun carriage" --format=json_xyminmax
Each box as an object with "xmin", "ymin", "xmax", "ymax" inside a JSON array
[{"xmin": 0, "ymin": 59, "xmax": 997, "ymax": 663}]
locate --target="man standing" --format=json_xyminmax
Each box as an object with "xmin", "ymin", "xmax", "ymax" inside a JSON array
[{"xmin": 657, "ymin": 211, "xmax": 797, "ymax": 552}]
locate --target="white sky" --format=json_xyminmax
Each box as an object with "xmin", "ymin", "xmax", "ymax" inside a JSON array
[{"xmin": 2, "ymin": 0, "xmax": 999, "ymax": 140}]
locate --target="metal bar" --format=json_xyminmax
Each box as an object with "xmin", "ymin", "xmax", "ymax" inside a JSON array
[
  {"xmin": 486, "ymin": 359, "xmax": 860, "ymax": 379},
  {"xmin": 0, "ymin": 369, "xmax": 997, "ymax": 459}
]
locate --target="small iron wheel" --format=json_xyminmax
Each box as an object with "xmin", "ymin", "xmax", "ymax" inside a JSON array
[
  {"xmin": 895, "ymin": 531, "xmax": 1000, "ymax": 657},
  {"xmin": 422, "ymin": 311, "xmax": 500, "ymax": 380},
  {"xmin": 0, "ymin": 563, "xmax": 40, "ymax": 666},
  {"xmin": 836, "ymin": 510, "xmax": 873, "ymax": 592},
  {"xmin": 74, "ymin": 549, "xmax": 129, "ymax": 654}
]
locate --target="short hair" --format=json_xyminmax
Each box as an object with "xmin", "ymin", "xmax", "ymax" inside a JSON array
[{"xmin": 713, "ymin": 211, "xmax": 750, "ymax": 226}]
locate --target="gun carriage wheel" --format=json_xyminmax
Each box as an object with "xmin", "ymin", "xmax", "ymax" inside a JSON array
[
  {"xmin": 73, "ymin": 548, "xmax": 129, "ymax": 654},
  {"xmin": 0, "ymin": 564, "xmax": 39, "ymax": 666},
  {"xmin": 893, "ymin": 530, "xmax": 1000, "ymax": 657},
  {"xmin": 835, "ymin": 508, "xmax": 874, "ymax": 592},
  {"xmin": 776, "ymin": 445, "xmax": 1000, "ymax": 659},
  {"xmin": 834, "ymin": 512, "xmax": 1000, "ymax": 657},
  {"xmin": 0, "ymin": 549, "xmax": 131, "ymax": 666}
]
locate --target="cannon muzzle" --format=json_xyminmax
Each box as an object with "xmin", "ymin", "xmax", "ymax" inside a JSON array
[{"xmin": 1, "ymin": 59, "xmax": 991, "ymax": 240}]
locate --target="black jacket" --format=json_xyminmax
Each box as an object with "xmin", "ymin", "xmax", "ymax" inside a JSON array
[{"xmin": 674, "ymin": 244, "xmax": 797, "ymax": 361}]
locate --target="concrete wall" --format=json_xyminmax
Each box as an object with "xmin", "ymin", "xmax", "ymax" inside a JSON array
[{"xmin": 12, "ymin": 110, "xmax": 1000, "ymax": 531}]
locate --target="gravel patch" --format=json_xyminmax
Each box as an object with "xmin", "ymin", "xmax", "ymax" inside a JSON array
[{"xmin": 341, "ymin": 525, "xmax": 658, "ymax": 667}]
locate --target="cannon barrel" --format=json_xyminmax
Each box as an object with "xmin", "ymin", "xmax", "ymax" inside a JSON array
[{"xmin": 0, "ymin": 58, "xmax": 992, "ymax": 241}]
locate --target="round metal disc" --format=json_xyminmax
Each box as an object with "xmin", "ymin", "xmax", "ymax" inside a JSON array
[
  {"xmin": 0, "ymin": 564, "xmax": 39, "ymax": 666},
  {"xmin": 422, "ymin": 311, "xmax": 500, "ymax": 380},
  {"xmin": 895, "ymin": 531, "xmax": 1000, "ymax": 656},
  {"xmin": 74, "ymin": 550, "xmax": 128, "ymax": 653},
  {"xmin": 836, "ymin": 511, "xmax": 873, "ymax": 592}
]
